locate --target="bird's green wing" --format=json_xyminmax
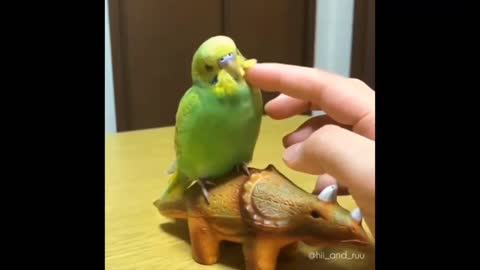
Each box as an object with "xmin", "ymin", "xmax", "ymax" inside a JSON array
[
  {"xmin": 172, "ymin": 86, "xmax": 201, "ymax": 169},
  {"xmin": 162, "ymin": 86, "xmax": 201, "ymax": 200},
  {"xmin": 251, "ymin": 86, "xmax": 264, "ymax": 116}
]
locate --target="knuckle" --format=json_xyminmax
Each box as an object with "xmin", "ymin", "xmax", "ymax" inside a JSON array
[
  {"xmin": 304, "ymin": 124, "xmax": 343, "ymax": 156},
  {"xmin": 316, "ymin": 124, "xmax": 342, "ymax": 137},
  {"xmin": 303, "ymin": 125, "xmax": 335, "ymax": 154}
]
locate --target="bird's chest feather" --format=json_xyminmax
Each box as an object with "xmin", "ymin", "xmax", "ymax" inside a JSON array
[
  {"xmin": 203, "ymin": 85, "xmax": 256, "ymax": 130},
  {"xmin": 179, "ymin": 84, "xmax": 260, "ymax": 178}
]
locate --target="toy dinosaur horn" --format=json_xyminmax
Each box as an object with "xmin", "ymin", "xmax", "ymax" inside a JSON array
[
  {"xmin": 317, "ymin": 184, "xmax": 338, "ymax": 202},
  {"xmin": 351, "ymin": 208, "xmax": 362, "ymax": 223}
]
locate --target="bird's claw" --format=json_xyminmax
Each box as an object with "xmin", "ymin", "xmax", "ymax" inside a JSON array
[
  {"xmin": 237, "ymin": 163, "xmax": 251, "ymax": 176},
  {"xmin": 204, "ymin": 180, "xmax": 216, "ymax": 186},
  {"xmin": 197, "ymin": 179, "xmax": 210, "ymax": 204}
]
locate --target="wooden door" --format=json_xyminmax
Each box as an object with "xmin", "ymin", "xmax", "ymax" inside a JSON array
[
  {"xmin": 109, "ymin": 0, "xmax": 316, "ymax": 131},
  {"xmin": 351, "ymin": 0, "xmax": 375, "ymax": 90}
]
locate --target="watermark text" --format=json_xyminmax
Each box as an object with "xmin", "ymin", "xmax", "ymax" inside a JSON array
[{"xmin": 308, "ymin": 251, "xmax": 365, "ymax": 260}]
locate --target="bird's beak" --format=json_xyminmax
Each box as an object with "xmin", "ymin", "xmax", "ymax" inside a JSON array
[
  {"xmin": 224, "ymin": 60, "xmax": 244, "ymax": 81},
  {"xmin": 219, "ymin": 53, "xmax": 244, "ymax": 81}
]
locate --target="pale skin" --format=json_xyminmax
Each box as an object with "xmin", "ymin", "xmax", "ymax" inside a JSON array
[{"xmin": 245, "ymin": 63, "xmax": 375, "ymax": 238}]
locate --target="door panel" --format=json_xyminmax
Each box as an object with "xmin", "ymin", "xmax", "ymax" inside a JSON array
[
  {"xmin": 224, "ymin": 0, "xmax": 315, "ymax": 104},
  {"xmin": 110, "ymin": 0, "xmax": 223, "ymax": 131},
  {"xmin": 109, "ymin": 0, "xmax": 316, "ymax": 131},
  {"xmin": 351, "ymin": 0, "xmax": 375, "ymax": 90}
]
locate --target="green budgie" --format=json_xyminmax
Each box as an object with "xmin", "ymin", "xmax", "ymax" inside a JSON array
[{"xmin": 161, "ymin": 35, "xmax": 263, "ymax": 203}]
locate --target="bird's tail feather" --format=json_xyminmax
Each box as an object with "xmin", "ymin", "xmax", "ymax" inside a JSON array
[{"xmin": 160, "ymin": 169, "xmax": 189, "ymax": 202}]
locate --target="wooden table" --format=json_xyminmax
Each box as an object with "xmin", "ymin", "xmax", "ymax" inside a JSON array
[{"xmin": 106, "ymin": 115, "xmax": 375, "ymax": 270}]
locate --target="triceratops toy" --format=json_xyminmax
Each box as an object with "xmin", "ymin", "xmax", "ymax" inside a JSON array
[{"xmin": 154, "ymin": 165, "xmax": 371, "ymax": 270}]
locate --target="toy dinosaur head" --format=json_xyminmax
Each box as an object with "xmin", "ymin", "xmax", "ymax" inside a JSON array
[
  {"xmin": 294, "ymin": 184, "xmax": 370, "ymax": 246},
  {"xmin": 241, "ymin": 165, "xmax": 371, "ymax": 246}
]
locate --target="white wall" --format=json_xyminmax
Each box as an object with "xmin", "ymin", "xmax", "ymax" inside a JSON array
[
  {"xmin": 314, "ymin": 0, "xmax": 354, "ymax": 76},
  {"xmin": 312, "ymin": 0, "xmax": 355, "ymax": 116},
  {"xmin": 105, "ymin": 0, "xmax": 117, "ymax": 134}
]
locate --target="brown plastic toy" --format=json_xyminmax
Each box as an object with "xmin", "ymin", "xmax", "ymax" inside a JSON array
[{"xmin": 154, "ymin": 165, "xmax": 371, "ymax": 270}]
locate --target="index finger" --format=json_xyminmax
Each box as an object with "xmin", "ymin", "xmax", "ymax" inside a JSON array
[{"xmin": 246, "ymin": 63, "xmax": 375, "ymax": 130}]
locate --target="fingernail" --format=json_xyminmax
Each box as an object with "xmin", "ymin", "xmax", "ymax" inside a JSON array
[
  {"xmin": 264, "ymin": 101, "xmax": 273, "ymax": 110},
  {"xmin": 283, "ymin": 143, "xmax": 302, "ymax": 165}
]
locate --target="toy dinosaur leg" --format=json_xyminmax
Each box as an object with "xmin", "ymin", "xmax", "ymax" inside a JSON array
[
  {"xmin": 280, "ymin": 242, "xmax": 298, "ymax": 260},
  {"xmin": 188, "ymin": 216, "xmax": 220, "ymax": 265},
  {"xmin": 242, "ymin": 237, "xmax": 282, "ymax": 270}
]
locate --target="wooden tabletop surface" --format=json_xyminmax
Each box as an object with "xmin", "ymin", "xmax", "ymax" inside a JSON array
[{"xmin": 106, "ymin": 115, "xmax": 375, "ymax": 270}]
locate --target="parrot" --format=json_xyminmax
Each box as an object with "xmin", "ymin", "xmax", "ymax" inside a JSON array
[{"xmin": 161, "ymin": 35, "xmax": 263, "ymax": 203}]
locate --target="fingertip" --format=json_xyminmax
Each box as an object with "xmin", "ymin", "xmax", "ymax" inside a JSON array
[
  {"xmin": 282, "ymin": 126, "xmax": 312, "ymax": 148},
  {"xmin": 264, "ymin": 104, "xmax": 281, "ymax": 120},
  {"xmin": 245, "ymin": 63, "xmax": 300, "ymax": 93},
  {"xmin": 244, "ymin": 64, "xmax": 259, "ymax": 80},
  {"xmin": 264, "ymin": 101, "xmax": 289, "ymax": 120},
  {"xmin": 264, "ymin": 95, "xmax": 311, "ymax": 119},
  {"xmin": 282, "ymin": 139, "xmax": 328, "ymax": 175},
  {"xmin": 282, "ymin": 142, "xmax": 323, "ymax": 175},
  {"xmin": 282, "ymin": 143, "xmax": 302, "ymax": 169},
  {"xmin": 263, "ymin": 100, "xmax": 274, "ymax": 114},
  {"xmin": 244, "ymin": 63, "xmax": 275, "ymax": 89}
]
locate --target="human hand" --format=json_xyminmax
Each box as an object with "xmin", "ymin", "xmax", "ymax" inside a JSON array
[{"xmin": 246, "ymin": 63, "xmax": 375, "ymax": 236}]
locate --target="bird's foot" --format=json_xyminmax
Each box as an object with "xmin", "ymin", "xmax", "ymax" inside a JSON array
[
  {"xmin": 204, "ymin": 180, "xmax": 216, "ymax": 186},
  {"xmin": 197, "ymin": 179, "xmax": 211, "ymax": 204},
  {"xmin": 236, "ymin": 162, "xmax": 251, "ymax": 176}
]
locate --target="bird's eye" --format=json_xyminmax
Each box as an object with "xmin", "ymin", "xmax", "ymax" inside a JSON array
[
  {"xmin": 310, "ymin": 210, "xmax": 322, "ymax": 219},
  {"xmin": 205, "ymin": 64, "xmax": 213, "ymax": 72}
]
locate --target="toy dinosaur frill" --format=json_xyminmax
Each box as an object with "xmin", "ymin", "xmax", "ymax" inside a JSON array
[{"xmin": 154, "ymin": 165, "xmax": 371, "ymax": 270}]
